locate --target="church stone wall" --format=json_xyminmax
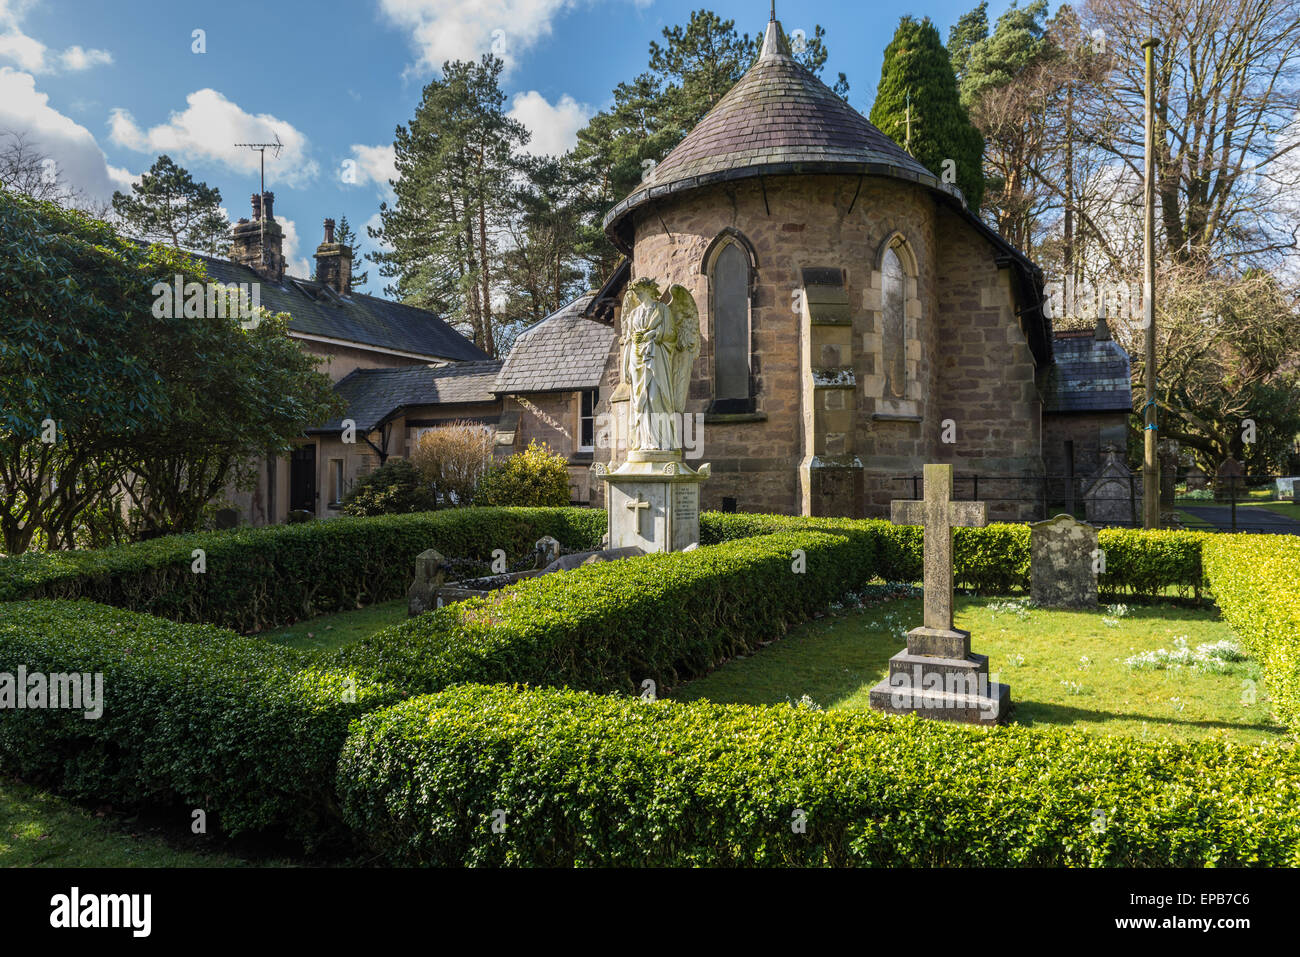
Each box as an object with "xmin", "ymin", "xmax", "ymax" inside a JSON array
[{"xmin": 622, "ymin": 173, "xmax": 1043, "ymax": 519}]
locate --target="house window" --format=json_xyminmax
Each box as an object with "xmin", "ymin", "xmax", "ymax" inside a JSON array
[
  {"xmin": 329, "ymin": 458, "xmax": 344, "ymax": 506},
  {"xmin": 579, "ymin": 389, "xmax": 598, "ymax": 451},
  {"xmin": 881, "ymin": 244, "xmax": 907, "ymax": 399},
  {"xmin": 712, "ymin": 240, "xmax": 751, "ymax": 403}
]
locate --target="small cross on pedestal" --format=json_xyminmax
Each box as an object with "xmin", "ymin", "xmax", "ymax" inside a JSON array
[
  {"xmin": 626, "ymin": 493, "xmax": 652, "ymax": 538},
  {"xmin": 890, "ymin": 463, "xmax": 986, "ymax": 633}
]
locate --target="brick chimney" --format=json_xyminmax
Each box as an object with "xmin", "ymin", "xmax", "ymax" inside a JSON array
[
  {"xmin": 229, "ymin": 191, "xmax": 285, "ymax": 282},
  {"xmin": 313, "ymin": 217, "xmax": 353, "ymax": 295}
]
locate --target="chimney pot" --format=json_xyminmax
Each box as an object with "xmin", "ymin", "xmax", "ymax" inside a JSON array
[
  {"xmin": 250, "ymin": 194, "xmax": 261, "ymax": 220},
  {"xmin": 261, "ymin": 191, "xmax": 275, "ymax": 220},
  {"xmin": 324, "ymin": 218, "xmax": 335, "ymax": 243}
]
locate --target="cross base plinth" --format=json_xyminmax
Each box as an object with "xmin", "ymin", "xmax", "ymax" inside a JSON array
[{"xmin": 869, "ymin": 630, "xmax": 1012, "ymax": 726}]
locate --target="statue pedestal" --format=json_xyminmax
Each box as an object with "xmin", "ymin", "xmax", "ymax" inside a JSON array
[{"xmin": 594, "ymin": 452, "xmax": 709, "ymax": 553}]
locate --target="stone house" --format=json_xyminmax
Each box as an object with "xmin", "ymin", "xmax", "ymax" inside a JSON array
[{"xmin": 587, "ymin": 12, "xmax": 1131, "ymax": 521}]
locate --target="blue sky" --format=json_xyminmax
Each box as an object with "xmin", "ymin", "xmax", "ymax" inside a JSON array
[{"xmin": 0, "ymin": 0, "xmax": 1017, "ymax": 292}]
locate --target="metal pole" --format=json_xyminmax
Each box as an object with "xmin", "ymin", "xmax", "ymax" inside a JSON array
[{"xmin": 1142, "ymin": 37, "xmax": 1161, "ymax": 529}]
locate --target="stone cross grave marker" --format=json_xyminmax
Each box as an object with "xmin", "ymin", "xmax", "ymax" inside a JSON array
[
  {"xmin": 868, "ymin": 463, "xmax": 1011, "ymax": 725},
  {"xmin": 888, "ymin": 463, "xmax": 987, "ymax": 637}
]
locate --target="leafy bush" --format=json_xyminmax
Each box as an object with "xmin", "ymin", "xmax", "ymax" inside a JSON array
[
  {"xmin": 338, "ymin": 684, "xmax": 1300, "ymax": 866},
  {"xmin": 0, "ymin": 600, "xmax": 400, "ymax": 845},
  {"xmin": 410, "ymin": 422, "xmax": 494, "ymax": 506},
  {"xmin": 341, "ymin": 459, "xmax": 437, "ymax": 516},
  {"xmin": 474, "ymin": 441, "xmax": 571, "ymax": 507},
  {"xmin": 1204, "ymin": 536, "xmax": 1300, "ymax": 732},
  {"xmin": 0, "ymin": 507, "xmax": 605, "ymax": 632},
  {"xmin": 329, "ymin": 528, "xmax": 880, "ymax": 696}
]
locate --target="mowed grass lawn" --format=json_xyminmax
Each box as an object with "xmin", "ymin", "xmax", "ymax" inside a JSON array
[
  {"xmin": 252, "ymin": 598, "xmax": 408, "ymax": 652},
  {"xmin": 0, "ymin": 778, "xmax": 291, "ymax": 867},
  {"xmin": 672, "ymin": 596, "xmax": 1289, "ymax": 745}
]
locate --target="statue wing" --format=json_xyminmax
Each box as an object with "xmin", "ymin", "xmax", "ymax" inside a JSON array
[{"xmin": 666, "ymin": 284, "xmax": 700, "ymax": 411}]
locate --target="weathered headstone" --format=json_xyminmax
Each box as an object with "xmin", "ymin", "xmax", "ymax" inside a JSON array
[
  {"xmin": 868, "ymin": 463, "xmax": 1011, "ymax": 726},
  {"xmin": 1185, "ymin": 465, "xmax": 1209, "ymax": 491},
  {"xmin": 1214, "ymin": 457, "xmax": 1245, "ymax": 503},
  {"xmin": 1030, "ymin": 514, "xmax": 1098, "ymax": 609},
  {"xmin": 1084, "ymin": 450, "xmax": 1139, "ymax": 525},
  {"xmin": 533, "ymin": 535, "xmax": 562, "ymax": 568},
  {"xmin": 407, "ymin": 548, "xmax": 447, "ymax": 616}
]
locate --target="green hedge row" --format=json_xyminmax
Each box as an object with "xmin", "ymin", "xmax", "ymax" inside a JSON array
[
  {"xmin": 0, "ymin": 507, "xmax": 605, "ymax": 632},
  {"xmin": 700, "ymin": 512, "xmax": 1207, "ymax": 598},
  {"xmin": 329, "ymin": 527, "xmax": 879, "ymax": 697},
  {"xmin": 339, "ymin": 684, "xmax": 1300, "ymax": 867},
  {"xmin": 0, "ymin": 600, "xmax": 400, "ymax": 845},
  {"xmin": 1204, "ymin": 536, "xmax": 1300, "ymax": 733}
]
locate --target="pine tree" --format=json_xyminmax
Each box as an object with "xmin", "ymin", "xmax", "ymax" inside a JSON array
[
  {"xmin": 948, "ymin": 2, "xmax": 990, "ymax": 90},
  {"xmin": 370, "ymin": 55, "xmax": 527, "ymax": 357},
  {"xmin": 110, "ymin": 155, "xmax": 229, "ymax": 254},
  {"xmin": 869, "ymin": 16, "xmax": 985, "ymax": 209}
]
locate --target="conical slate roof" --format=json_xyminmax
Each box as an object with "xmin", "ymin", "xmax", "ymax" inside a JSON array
[{"xmin": 603, "ymin": 16, "xmax": 949, "ymax": 251}]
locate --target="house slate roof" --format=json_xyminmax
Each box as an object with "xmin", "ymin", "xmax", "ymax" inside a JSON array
[
  {"xmin": 195, "ymin": 254, "xmax": 489, "ymax": 362},
  {"xmin": 1040, "ymin": 331, "xmax": 1134, "ymax": 414},
  {"xmin": 494, "ymin": 293, "xmax": 615, "ymax": 393},
  {"xmin": 310, "ymin": 360, "xmax": 504, "ymax": 434}
]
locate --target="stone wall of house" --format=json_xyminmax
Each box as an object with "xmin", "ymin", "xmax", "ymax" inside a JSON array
[
  {"xmin": 295, "ymin": 339, "xmax": 433, "ymax": 383},
  {"xmin": 620, "ymin": 173, "xmax": 1043, "ymax": 518},
  {"xmin": 1042, "ymin": 410, "xmax": 1132, "ymax": 506},
  {"xmin": 500, "ymin": 393, "xmax": 598, "ymax": 503}
]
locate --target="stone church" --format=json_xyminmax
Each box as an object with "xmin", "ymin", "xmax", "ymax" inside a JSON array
[
  {"xmin": 207, "ymin": 9, "xmax": 1128, "ymax": 526},
  {"xmin": 588, "ymin": 11, "xmax": 1131, "ymax": 520}
]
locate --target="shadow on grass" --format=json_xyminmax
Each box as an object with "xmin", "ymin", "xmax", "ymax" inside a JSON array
[{"xmin": 1011, "ymin": 700, "xmax": 1288, "ymax": 736}]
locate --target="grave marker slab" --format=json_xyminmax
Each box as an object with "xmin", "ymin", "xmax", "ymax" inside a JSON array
[{"xmin": 1030, "ymin": 514, "xmax": 1098, "ymax": 609}]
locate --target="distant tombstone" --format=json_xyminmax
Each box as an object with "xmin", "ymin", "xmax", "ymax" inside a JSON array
[
  {"xmin": 407, "ymin": 548, "xmax": 447, "ymax": 617},
  {"xmin": 1083, "ymin": 451, "xmax": 1139, "ymax": 525},
  {"xmin": 1214, "ymin": 458, "xmax": 1245, "ymax": 502},
  {"xmin": 214, "ymin": 508, "xmax": 239, "ymax": 530},
  {"xmin": 1185, "ymin": 465, "xmax": 1209, "ymax": 491},
  {"xmin": 533, "ymin": 536, "xmax": 562, "ymax": 568},
  {"xmin": 1030, "ymin": 514, "xmax": 1098, "ymax": 609}
]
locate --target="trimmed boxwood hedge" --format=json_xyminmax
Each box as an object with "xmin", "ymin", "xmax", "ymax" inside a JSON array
[
  {"xmin": 0, "ymin": 507, "xmax": 605, "ymax": 633},
  {"xmin": 1204, "ymin": 536, "xmax": 1300, "ymax": 733},
  {"xmin": 700, "ymin": 511, "xmax": 1207, "ymax": 598},
  {"xmin": 0, "ymin": 600, "xmax": 400, "ymax": 845},
  {"xmin": 338, "ymin": 684, "xmax": 1300, "ymax": 867},
  {"xmin": 328, "ymin": 528, "xmax": 880, "ymax": 697}
]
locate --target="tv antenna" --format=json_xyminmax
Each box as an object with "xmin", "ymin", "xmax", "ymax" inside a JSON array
[
  {"xmin": 234, "ymin": 132, "xmax": 284, "ymax": 273},
  {"xmin": 234, "ymin": 132, "xmax": 283, "ymax": 196}
]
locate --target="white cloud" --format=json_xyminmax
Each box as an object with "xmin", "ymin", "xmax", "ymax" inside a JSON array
[
  {"xmin": 507, "ymin": 90, "xmax": 591, "ymax": 156},
  {"xmin": 278, "ymin": 215, "xmax": 312, "ymax": 279},
  {"xmin": 343, "ymin": 142, "xmax": 396, "ymax": 198},
  {"xmin": 0, "ymin": 2, "xmax": 112, "ymax": 73},
  {"xmin": 108, "ymin": 89, "xmax": 319, "ymax": 188},
  {"xmin": 365, "ymin": 211, "xmax": 391, "ymax": 253},
  {"xmin": 0, "ymin": 66, "xmax": 132, "ymax": 201},
  {"xmin": 377, "ymin": 0, "xmax": 578, "ymax": 75},
  {"xmin": 59, "ymin": 45, "xmax": 112, "ymax": 71}
]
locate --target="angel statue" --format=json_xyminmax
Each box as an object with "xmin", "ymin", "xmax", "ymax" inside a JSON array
[{"xmin": 620, "ymin": 278, "xmax": 700, "ymax": 454}]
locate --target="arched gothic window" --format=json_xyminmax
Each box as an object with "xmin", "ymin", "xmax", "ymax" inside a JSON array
[
  {"xmin": 704, "ymin": 231, "xmax": 757, "ymax": 410},
  {"xmin": 881, "ymin": 245, "xmax": 907, "ymax": 399}
]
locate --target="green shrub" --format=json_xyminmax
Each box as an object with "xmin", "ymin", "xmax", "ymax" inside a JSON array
[
  {"xmin": 0, "ymin": 507, "xmax": 605, "ymax": 633},
  {"xmin": 0, "ymin": 600, "xmax": 400, "ymax": 845},
  {"xmin": 329, "ymin": 528, "xmax": 880, "ymax": 696},
  {"xmin": 474, "ymin": 441, "xmax": 571, "ymax": 507},
  {"xmin": 1204, "ymin": 536, "xmax": 1300, "ymax": 732},
  {"xmin": 341, "ymin": 459, "xmax": 437, "ymax": 516},
  {"xmin": 339, "ymin": 684, "xmax": 1300, "ymax": 866},
  {"xmin": 1098, "ymin": 528, "xmax": 1207, "ymax": 599}
]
